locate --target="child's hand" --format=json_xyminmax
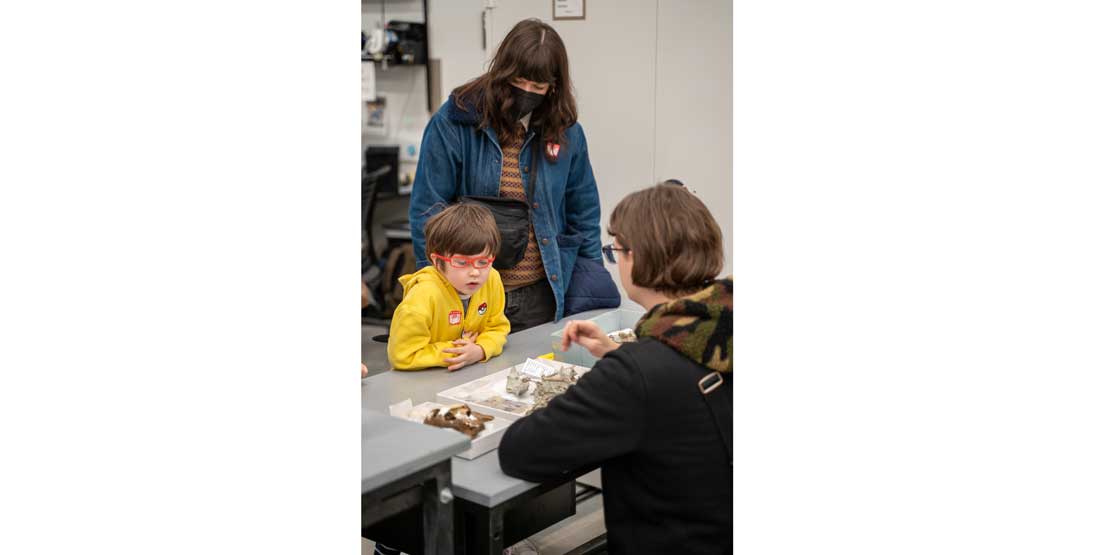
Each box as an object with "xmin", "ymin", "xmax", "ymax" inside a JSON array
[
  {"xmin": 561, "ymin": 320, "xmax": 620, "ymax": 359},
  {"xmin": 462, "ymin": 329, "xmax": 479, "ymax": 342},
  {"xmin": 442, "ymin": 339, "xmax": 486, "ymax": 372},
  {"xmin": 361, "ymin": 363, "xmax": 368, "ymax": 378}
]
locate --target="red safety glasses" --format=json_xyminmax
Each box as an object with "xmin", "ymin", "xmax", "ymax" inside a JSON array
[{"xmin": 433, "ymin": 254, "xmax": 495, "ymax": 269}]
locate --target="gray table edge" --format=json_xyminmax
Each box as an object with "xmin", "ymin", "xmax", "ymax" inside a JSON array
[{"xmin": 362, "ymin": 410, "xmax": 471, "ymax": 494}]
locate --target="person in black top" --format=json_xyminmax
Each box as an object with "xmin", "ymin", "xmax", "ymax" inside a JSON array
[{"xmin": 498, "ymin": 182, "xmax": 732, "ymax": 555}]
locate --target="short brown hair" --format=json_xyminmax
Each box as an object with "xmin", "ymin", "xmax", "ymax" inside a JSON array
[
  {"xmin": 424, "ymin": 203, "xmax": 501, "ymax": 260},
  {"xmin": 608, "ymin": 183, "xmax": 724, "ymax": 297}
]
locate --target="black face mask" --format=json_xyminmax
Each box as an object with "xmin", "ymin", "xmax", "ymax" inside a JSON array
[{"xmin": 508, "ymin": 85, "xmax": 545, "ymax": 121}]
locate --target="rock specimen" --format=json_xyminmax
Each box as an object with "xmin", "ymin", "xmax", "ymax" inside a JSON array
[
  {"xmin": 505, "ymin": 367, "xmax": 532, "ymax": 395},
  {"xmin": 607, "ymin": 328, "xmax": 637, "ymax": 343},
  {"xmin": 528, "ymin": 365, "xmax": 581, "ymax": 412}
]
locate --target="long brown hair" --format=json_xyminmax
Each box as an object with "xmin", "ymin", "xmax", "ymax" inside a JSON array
[
  {"xmin": 608, "ymin": 184, "xmax": 724, "ymax": 298},
  {"xmin": 453, "ymin": 19, "xmax": 577, "ymax": 161}
]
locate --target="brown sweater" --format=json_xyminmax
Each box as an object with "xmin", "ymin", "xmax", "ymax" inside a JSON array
[{"xmin": 497, "ymin": 135, "xmax": 545, "ymax": 289}]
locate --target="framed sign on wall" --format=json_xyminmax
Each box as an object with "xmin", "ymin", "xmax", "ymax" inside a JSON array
[{"xmin": 552, "ymin": 0, "xmax": 585, "ymax": 21}]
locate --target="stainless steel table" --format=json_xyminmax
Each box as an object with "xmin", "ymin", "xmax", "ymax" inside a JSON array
[
  {"xmin": 362, "ymin": 309, "xmax": 615, "ymax": 554},
  {"xmin": 362, "ymin": 410, "xmax": 470, "ymax": 555}
]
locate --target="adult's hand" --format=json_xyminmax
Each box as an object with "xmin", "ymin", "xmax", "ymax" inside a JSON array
[{"xmin": 560, "ymin": 320, "xmax": 619, "ymax": 359}]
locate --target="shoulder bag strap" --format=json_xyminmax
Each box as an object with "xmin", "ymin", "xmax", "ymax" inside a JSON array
[{"xmin": 698, "ymin": 371, "xmax": 732, "ymax": 466}]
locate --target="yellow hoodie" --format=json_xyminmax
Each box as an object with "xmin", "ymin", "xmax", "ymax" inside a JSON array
[{"xmin": 387, "ymin": 265, "xmax": 510, "ymax": 371}]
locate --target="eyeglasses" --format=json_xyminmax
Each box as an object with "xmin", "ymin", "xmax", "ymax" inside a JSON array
[
  {"xmin": 601, "ymin": 243, "xmax": 630, "ymax": 264},
  {"xmin": 433, "ymin": 254, "xmax": 495, "ymax": 269}
]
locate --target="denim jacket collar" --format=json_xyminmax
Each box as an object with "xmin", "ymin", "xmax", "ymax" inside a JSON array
[{"xmin": 446, "ymin": 93, "xmax": 535, "ymax": 147}]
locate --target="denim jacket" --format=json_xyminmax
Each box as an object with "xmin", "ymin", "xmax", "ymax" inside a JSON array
[{"xmin": 409, "ymin": 96, "xmax": 604, "ymax": 321}]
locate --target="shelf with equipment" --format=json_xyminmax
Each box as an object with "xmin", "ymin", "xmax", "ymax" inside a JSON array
[{"xmin": 362, "ymin": 0, "xmax": 431, "ymax": 113}]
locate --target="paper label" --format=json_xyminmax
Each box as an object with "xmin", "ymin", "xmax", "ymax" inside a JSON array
[{"xmin": 520, "ymin": 357, "xmax": 558, "ymax": 378}]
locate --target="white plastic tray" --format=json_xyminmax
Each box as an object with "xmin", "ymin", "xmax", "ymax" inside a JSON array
[
  {"xmin": 436, "ymin": 360, "xmax": 591, "ymax": 421},
  {"xmin": 388, "ymin": 399, "xmax": 510, "ymax": 460}
]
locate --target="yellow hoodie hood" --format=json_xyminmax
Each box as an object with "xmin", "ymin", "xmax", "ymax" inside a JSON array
[
  {"xmin": 397, "ymin": 265, "xmax": 451, "ymax": 300},
  {"xmin": 387, "ymin": 265, "xmax": 510, "ymax": 370}
]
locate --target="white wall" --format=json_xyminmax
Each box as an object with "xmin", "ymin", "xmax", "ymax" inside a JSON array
[
  {"xmin": 655, "ymin": 0, "xmax": 733, "ymax": 276},
  {"xmin": 426, "ymin": 0, "xmax": 488, "ymax": 104}
]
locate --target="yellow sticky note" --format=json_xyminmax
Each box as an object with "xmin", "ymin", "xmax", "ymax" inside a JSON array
[{"xmin": 537, "ymin": 352, "xmax": 555, "ymax": 360}]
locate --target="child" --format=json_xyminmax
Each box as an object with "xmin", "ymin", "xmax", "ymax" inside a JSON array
[{"xmin": 387, "ymin": 204, "xmax": 511, "ymax": 371}]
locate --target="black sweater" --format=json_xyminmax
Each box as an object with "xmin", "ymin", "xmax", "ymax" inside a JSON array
[{"xmin": 498, "ymin": 338, "xmax": 732, "ymax": 555}]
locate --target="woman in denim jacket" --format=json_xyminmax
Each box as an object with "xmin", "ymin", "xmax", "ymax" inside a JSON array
[{"xmin": 408, "ymin": 18, "xmax": 617, "ymax": 333}]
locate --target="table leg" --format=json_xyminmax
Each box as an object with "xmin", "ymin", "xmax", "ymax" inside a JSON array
[
  {"xmin": 362, "ymin": 460, "xmax": 454, "ymax": 555},
  {"xmin": 488, "ymin": 508, "xmax": 504, "ymax": 555},
  {"xmin": 421, "ymin": 463, "xmax": 453, "ymax": 555},
  {"xmin": 460, "ymin": 502, "xmax": 505, "ymax": 555}
]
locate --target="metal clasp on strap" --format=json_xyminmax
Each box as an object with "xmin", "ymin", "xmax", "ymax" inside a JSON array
[{"xmin": 698, "ymin": 371, "xmax": 724, "ymax": 395}]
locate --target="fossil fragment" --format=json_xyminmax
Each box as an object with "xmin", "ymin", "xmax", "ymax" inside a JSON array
[
  {"xmin": 528, "ymin": 366, "xmax": 581, "ymax": 412},
  {"xmin": 558, "ymin": 365, "xmax": 578, "ymax": 381},
  {"xmin": 505, "ymin": 367, "xmax": 532, "ymax": 395},
  {"xmin": 607, "ymin": 328, "xmax": 637, "ymax": 343},
  {"xmin": 423, "ymin": 404, "xmax": 495, "ymax": 438}
]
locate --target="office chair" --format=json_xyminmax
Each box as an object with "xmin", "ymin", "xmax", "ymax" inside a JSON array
[{"xmin": 362, "ymin": 164, "xmax": 392, "ymax": 271}]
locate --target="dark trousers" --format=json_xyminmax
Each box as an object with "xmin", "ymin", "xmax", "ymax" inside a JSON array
[{"xmin": 504, "ymin": 279, "xmax": 557, "ymax": 334}]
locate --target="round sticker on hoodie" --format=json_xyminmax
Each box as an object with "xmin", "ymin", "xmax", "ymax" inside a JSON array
[{"xmin": 477, "ymin": 302, "xmax": 487, "ymax": 315}]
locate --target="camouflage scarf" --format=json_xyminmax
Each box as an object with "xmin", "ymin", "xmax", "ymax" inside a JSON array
[{"xmin": 634, "ymin": 277, "xmax": 733, "ymax": 373}]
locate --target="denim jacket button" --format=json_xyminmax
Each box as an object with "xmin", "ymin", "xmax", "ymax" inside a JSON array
[
  {"xmin": 532, "ymin": 202, "xmax": 539, "ymax": 209},
  {"xmin": 550, "ymin": 274, "xmax": 558, "ymax": 281},
  {"xmin": 541, "ymin": 238, "xmax": 549, "ymax": 245},
  {"xmin": 522, "ymin": 166, "xmax": 529, "ymax": 173}
]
